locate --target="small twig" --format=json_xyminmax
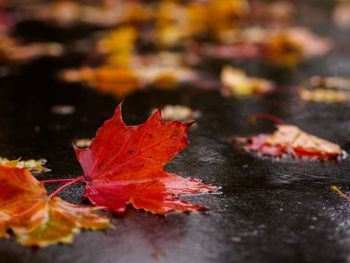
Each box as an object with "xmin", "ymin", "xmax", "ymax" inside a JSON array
[
  {"xmin": 48, "ymin": 177, "xmax": 83, "ymax": 199},
  {"xmin": 41, "ymin": 178, "xmax": 81, "ymax": 184},
  {"xmin": 249, "ymin": 113, "xmax": 285, "ymax": 125},
  {"xmin": 331, "ymin": 186, "xmax": 350, "ymax": 202}
]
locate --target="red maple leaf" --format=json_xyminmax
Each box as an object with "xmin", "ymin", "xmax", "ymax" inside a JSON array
[{"xmin": 75, "ymin": 104, "xmax": 216, "ymax": 215}]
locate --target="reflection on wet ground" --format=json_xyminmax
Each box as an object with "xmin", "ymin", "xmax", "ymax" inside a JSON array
[{"xmin": 1, "ymin": 2, "xmax": 350, "ymax": 263}]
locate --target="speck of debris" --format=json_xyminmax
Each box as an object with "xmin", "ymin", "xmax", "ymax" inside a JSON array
[
  {"xmin": 151, "ymin": 251, "xmax": 166, "ymax": 260},
  {"xmin": 74, "ymin": 138, "xmax": 92, "ymax": 148},
  {"xmin": 50, "ymin": 105, "xmax": 76, "ymax": 115},
  {"xmin": 231, "ymin": 236, "xmax": 241, "ymax": 242}
]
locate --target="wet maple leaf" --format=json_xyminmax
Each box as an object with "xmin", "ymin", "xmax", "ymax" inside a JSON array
[
  {"xmin": 0, "ymin": 164, "xmax": 111, "ymax": 247},
  {"xmin": 75, "ymin": 104, "xmax": 216, "ymax": 215},
  {"xmin": 239, "ymin": 124, "xmax": 344, "ymax": 160}
]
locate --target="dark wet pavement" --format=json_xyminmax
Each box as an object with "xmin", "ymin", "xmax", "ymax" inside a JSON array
[{"xmin": 1, "ymin": 2, "xmax": 350, "ymax": 263}]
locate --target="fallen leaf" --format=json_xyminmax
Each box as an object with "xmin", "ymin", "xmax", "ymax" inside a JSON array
[
  {"xmin": 221, "ymin": 66, "xmax": 274, "ymax": 97},
  {"xmin": 299, "ymin": 76, "xmax": 350, "ymax": 103},
  {"xmin": 97, "ymin": 27, "xmax": 137, "ymax": 68},
  {"xmin": 199, "ymin": 44, "xmax": 260, "ymax": 59},
  {"xmin": 92, "ymin": 67, "xmax": 141, "ymax": 98},
  {"xmin": 0, "ymin": 34, "xmax": 63, "ymax": 62},
  {"xmin": 75, "ymin": 104, "xmax": 216, "ymax": 215},
  {"xmin": 61, "ymin": 67, "xmax": 141, "ymax": 99},
  {"xmin": 0, "ymin": 165, "xmax": 111, "ymax": 247},
  {"xmin": 333, "ymin": 1, "xmax": 350, "ymax": 28},
  {"xmin": 263, "ymin": 28, "xmax": 332, "ymax": 67},
  {"xmin": 264, "ymin": 1, "xmax": 295, "ymax": 25},
  {"xmin": 0, "ymin": 157, "xmax": 50, "ymax": 173},
  {"xmin": 286, "ymin": 27, "xmax": 332, "ymax": 58},
  {"xmin": 239, "ymin": 124, "xmax": 344, "ymax": 160},
  {"xmin": 153, "ymin": 105, "xmax": 201, "ymax": 122},
  {"xmin": 134, "ymin": 65, "xmax": 197, "ymax": 89},
  {"xmin": 263, "ymin": 33, "xmax": 304, "ymax": 67}
]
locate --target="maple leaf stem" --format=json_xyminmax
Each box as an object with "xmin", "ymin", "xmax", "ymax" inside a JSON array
[
  {"xmin": 41, "ymin": 178, "xmax": 80, "ymax": 184},
  {"xmin": 49, "ymin": 177, "xmax": 83, "ymax": 199},
  {"xmin": 250, "ymin": 113, "xmax": 285, "ymax": 125},
  {"xmin": 331, "ymin": 186, "xmax": 350, "ymax": 202}
]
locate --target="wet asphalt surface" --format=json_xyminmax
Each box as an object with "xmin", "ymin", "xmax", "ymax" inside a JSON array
[{"xmin": 2, "ymin": 2, "xmax": 350, "ymax": 263}]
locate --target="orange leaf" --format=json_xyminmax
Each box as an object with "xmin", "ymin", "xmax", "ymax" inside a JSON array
[
  {"xmin": 92, "ymin": 68, "xmax": 141, "ymax": 98},
  {"xmin": 240, "ymin": 124, "xmax": 344, "ymax": 160},
  {"xmin": 0, "ymin": 165, "xmax": 111, "ymax": 247}
]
